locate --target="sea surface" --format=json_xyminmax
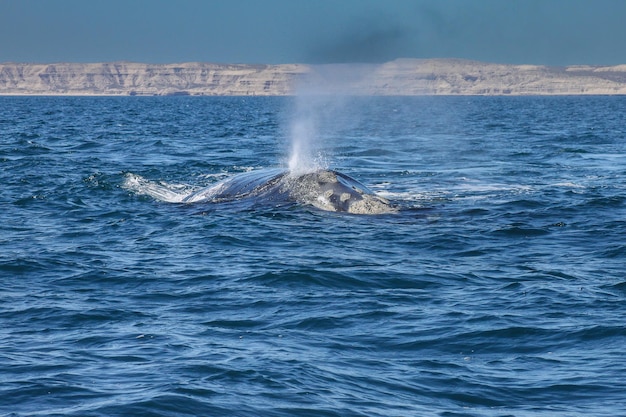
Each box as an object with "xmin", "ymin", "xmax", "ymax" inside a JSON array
[{"xmin": 1, "ymin": 95, "xmax": 625, "ymax": 416}]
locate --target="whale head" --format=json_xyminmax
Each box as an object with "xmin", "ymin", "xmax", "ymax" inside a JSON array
[{"xmin": 282, "ymin": 170, "xmax": 397, "ymax": 214}]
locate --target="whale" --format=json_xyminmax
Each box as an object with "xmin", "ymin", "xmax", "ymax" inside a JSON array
[{"xmin": 181, "ymin": 168, "xmax": 397, "ymax": 214}]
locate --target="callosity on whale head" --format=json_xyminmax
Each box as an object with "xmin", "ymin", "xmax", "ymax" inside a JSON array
[{"xmin": 281, "ymin": 169, "xmax": 397, "ymax": 214}]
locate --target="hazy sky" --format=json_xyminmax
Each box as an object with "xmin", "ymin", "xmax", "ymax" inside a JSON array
[{"xmin": 2, "ymin": 0, "xmax": 626, "ymax": 65}]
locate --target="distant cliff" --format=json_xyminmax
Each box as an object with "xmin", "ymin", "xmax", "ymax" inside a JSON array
[
  {"xmin": 365, "ymin": 59, "xmax": 626, "ymax": 95},
  {"xmin": 0, "ymin": 62, "xmax": 306, "ymax": 96},
  {"xmin": 2, "ymin": 59, "xmax": 626, "ymax": 96}
]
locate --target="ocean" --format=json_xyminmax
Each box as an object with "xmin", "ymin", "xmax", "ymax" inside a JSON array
[{"xmin": 1, "ymin": 95, "xmax": 625, "ymax": 416}]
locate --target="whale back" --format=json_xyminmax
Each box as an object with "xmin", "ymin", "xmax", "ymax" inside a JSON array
[{"xmin": 183, "ymin": 168, "xmax": 286, "ymax": 203}]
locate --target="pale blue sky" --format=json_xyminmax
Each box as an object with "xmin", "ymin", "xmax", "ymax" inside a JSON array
[{"xmin": 1, "ymin": 0, "xmax": 625, "ymax": 65}]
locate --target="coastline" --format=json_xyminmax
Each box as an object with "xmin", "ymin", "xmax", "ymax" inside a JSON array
[{"xmin": 2, "ymin": 59, "xmax": 626, "ymax": 96}]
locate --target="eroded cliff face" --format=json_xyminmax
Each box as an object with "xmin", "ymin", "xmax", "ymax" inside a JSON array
[
  {"xmin": 364, "ymin": 59, "xmax": 626, "ymax": 95},
  {"xmin": 0, "ymin": 62, "xmax": 307, "ymax": 96},
  {"xmin": 2, "ymin": 59, "xmax": 626, "ymax": 95}
]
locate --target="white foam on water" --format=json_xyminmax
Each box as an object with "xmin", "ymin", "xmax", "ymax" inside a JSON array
[
  {"xmin": 552, "ymin": 182, "xmax": 586, "ymax": 189},
  {"xmin": 123, "ymin": 173, "xmax": 194, "ymax": 203}
]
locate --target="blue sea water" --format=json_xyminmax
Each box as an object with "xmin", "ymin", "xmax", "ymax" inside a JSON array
[{"xmin": 1, "ymin": 95, "xmax": 625, "ymax": 416}]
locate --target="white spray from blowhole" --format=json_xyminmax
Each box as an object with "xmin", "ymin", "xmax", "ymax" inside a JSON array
[
  {"xmin": 287, "ymin": 95, "xmax": 324, "ymax": 175},
  {"xmin": 285, "ymin": 64, "xmax": 378, "ymax": 176}
]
